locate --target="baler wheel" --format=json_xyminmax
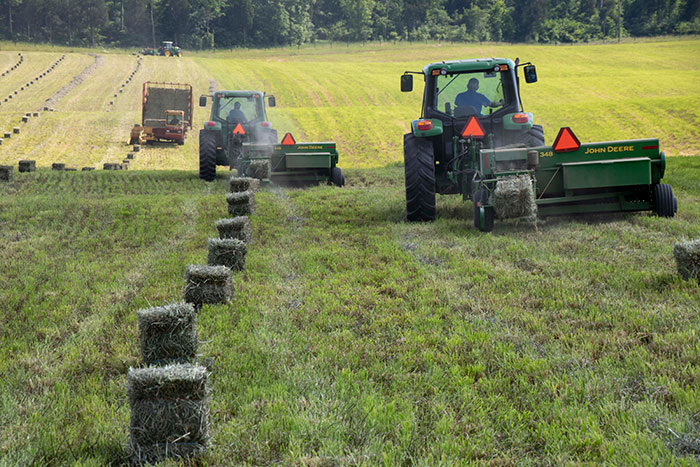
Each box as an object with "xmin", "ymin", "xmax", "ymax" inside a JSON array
[
  {"xmin": 404, "ymin": 133, "xmax": 436, "ymax": 222},
  {"xmin": 331, "ymin": 166, "xmax": 345, "ymax": 187},
  {"xmin": 653, "ymin": 183, "xmax": 676, "ymax": 218},
  {"xmin": 199, "ymin": 130, "xmax": 217, "ymax": 182}
]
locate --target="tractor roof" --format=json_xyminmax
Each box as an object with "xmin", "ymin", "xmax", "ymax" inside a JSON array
[
  {"xmin": 215, "ymin": 90, "xmax": 266, "ymax": 98},
  {"xmin": 423, "ymin": 58, "xmax": 515, "ymax": 74}
]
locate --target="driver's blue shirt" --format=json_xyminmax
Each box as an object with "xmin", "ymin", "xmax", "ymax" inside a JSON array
[
  {"xmin": 227, "ymin": 109, "xmax": 247, "ymax": 123},
  {"xmin": 454, "ymin": 90, "xmax": 490, "ymax": 114}
]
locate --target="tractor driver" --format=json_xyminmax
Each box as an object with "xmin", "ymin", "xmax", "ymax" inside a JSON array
[
  {"xmin": 227, "ymin": 101, "xmax": 247, "ymax": 123},
  {"xmin": 454, "ymin": 77, "xmax": 502, "ymax": 116}
]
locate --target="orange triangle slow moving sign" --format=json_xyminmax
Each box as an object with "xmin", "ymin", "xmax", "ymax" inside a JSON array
[
  {"xmin": 553, "ymin": 127, "xmax": 581, "ymax": 153},
  {"xmin": 232, "ymin": 123, "xmax": 245, "ymax": 135},
  {"xmin": 461, "ymin": 116, "xmax": 485, "ymax": 139},
  {"xmin": 281, "ymin": 132, "xmax": 296, "ymax": 146}
]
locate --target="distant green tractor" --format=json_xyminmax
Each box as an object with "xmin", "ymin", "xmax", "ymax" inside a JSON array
[{"xmin": 198, "ymin": 90, "xmax": 278, "ymax": 181}]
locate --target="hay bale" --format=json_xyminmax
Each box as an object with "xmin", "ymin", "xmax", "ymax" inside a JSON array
[
  {"xmin": 13, "ymin": 127, "xmax": 20, "ymax": 134},
  {"xmin": 18, "ymin": 160, "xmax": 36, "ymax": 172},
  {"xmin": 215, "ymin": 216, "xmax": 252, "ymax": 243},
  {"xmin": 492, "ymin": 175, "xmax": 537, "ymax": 220},
  {"xmin": 52, "ymin": 163, "xmax": 65, "ymax": 171},
  {"xmin": 207, "ymin": 238, "xmax": 248, "ymax": 271},
  {"xmin": 128, "ymin": 364, "xmax": 209, "ymax": 464},
  {"xmin": 246, "ymin": 160, "xmax": 270, "ymax": 180},
  {"xmin": 3, "ymin": 132, "xmax": 10, "ymax": 139},
  {"xmin": 21, "ymin": 116, "xmax": 28, "ymax": 123},
  {"xmin": 137, "ymin": 303, "xmax": 197, "ymax": 365},
  {"xmin": 103, "ymin": 163, "xmax": 122, "ymax": 170},
  {"xmin": 229, "ymin": 176, "xmax": 261, "ymax": 193},
  {"xmin": 32, "ymin": 112, "xmax": 39, "ymax": 117},
  {"xmin": 127, "ymin": 152, "xmax": 135, "ymax": 160},
  {"xmin": 674, "ymin": 239, "xmax": 700, "ymax": 282},
  {"xmin": 0, "ymin": 165, "xmax": 13, "ymax": 182},
  {"xmin": 82, "ymin": 167, "xmax": 95, "ymax": 171},
  {"xmin": 226, "ymin": 191, "xmax": 256, "ymax": 216},
  {"xmin": 133, "ymin": 145, "xmax": 140, "ymax": 152},
  {"xmin": 184, "ymin": 265, "xmax": 233, "ymax": 305}
]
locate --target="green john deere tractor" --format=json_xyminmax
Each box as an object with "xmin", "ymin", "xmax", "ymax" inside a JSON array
[
  {"xmin": 198, "ymin": 90, "xmax": 278, "ymax": 181},
  {"xmin": 401, "ymin": 57, "xmax": 677, "ymax": 231}
]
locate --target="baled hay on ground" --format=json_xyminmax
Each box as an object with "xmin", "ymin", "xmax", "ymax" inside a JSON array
[
  {"xmin": 247, "ymin": 160, "xmax": 270, "ymax": 180},
  {"xmin": 18, "ymin": 160, "xmax": 35, "ymax": 172},
  {"xmin": 184, "ymin": 265, "xmax": 233, "ymax": 305},
  {"xmin": 0, "ymin": 165, "xmax": 13, "ymax": 181},
  {"xmin": 226, "ymin": 191, "xmax": 256, "ymax": 216},
  {"xmin": 674, "ymin": 239, "xmax": 700, "ymax": 281},
  {"xmin": 492, "ymin": 174, "xmax": 537, "ymax": 221},
  {"xmin": 207, "ymin": 237, "xmax": 248, "ymax": 271},
  {"xmin": 51, "ymin": 163, "xmax": 65, "ymax": 171},
  {"xmin": 229, "ymin": 176, "xmax": 261, "ymax": 193},
  {"xmin": 103, "ymin": 163, "xmax": 122, "ymax": 170},
  {"xmin": 128, "ymin": 364, "xmax": 209, "ymax": 464},
  {"xmin": 137, "ymin": 303, "xmax": 197, "ymax": 365},
  {"xmin": 215, "ymin": 216, "xmax": 252, "ymax": 243}
]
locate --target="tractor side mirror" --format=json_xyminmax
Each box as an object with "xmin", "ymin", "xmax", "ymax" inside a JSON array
[
  {"xmin": 401, "ymin": 74, "xmax": 413, "ymax": 92},
  {"xmin": 524, "ymin": 65, "xmax": 537, "ymax": 83},
  {"xmin": 268, "ymin": 96, "xmax": 276, "ymax": 107},
  {"xmin": 199, "ymin": 96, "xmax": 206, "ymax": 107}
]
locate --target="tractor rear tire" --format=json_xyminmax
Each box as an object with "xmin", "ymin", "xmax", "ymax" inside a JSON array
[
  {"xmin": 404, "ymin": 133, "xmax": 436, "ymax": 222},
  {"xmin": 653, "ymin": 183, "xmax": 676, "ymax": 217},
  {"xmin": 199, "ymin": 130, "xmax": 217, "ymax": 182},
  {"xmin": 473, "ymin": 187, "xmax": 494, "ymax": 232},
  {"xmin": 331, "ymin": 166, "xmax": 345, "ymax": 187},
  {"xmin": 527, "ymin": 124, "xmax": 545, "ymax": 147}
]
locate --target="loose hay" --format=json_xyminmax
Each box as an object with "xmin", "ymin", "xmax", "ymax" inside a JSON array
[
  {"xmin": 18, "ymin": 160, "xmax": 35, "ymax": 172},
  {"xmin": 128, "ymin": 364, "xmax": 209, "ymax": 464},
  {"xmin": 229, "ymin": 176, "xmax": 261, "ymax": 193},
  {"xmin": 0, "ymin": 165, "xmax": 13, "ymax": 181},
  {"xmin": 492, "ymin": 175, "xmax": 537, "ymax": 221},
  {"xmin": 226, "ymin": 191, "xmax": 256, "ymax": 216},
  {"xmin": 137, "ymin": 303, "xmax": 197, "ymax": 365},
  {"xmin": 207, "ymin": 238, "xmax": 248, "ymax": 271},
  {"xmin": 246, "ymin": 160, "xmax": 270, "ymax": 180},
  {"xmin": 674, "ymin": 239, "xmax": 700, "ymax": 281},
  {"xmin": 215, "ymin": 216, "xmax": 252, "ymax": 243},
  {"xmin": 184, "ymin": 265, "xmax": 233, "ymax": 305}
]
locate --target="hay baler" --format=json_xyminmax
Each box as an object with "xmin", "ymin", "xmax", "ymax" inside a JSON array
[
  {"xmin": 130, "ymin": 82, "xmax": 192, "ymax": 145},
  {"xmin": 239, "ymin": 132, "xmax": 345, "ymax": 186},
  {"xmin": 401, "ymin": 58, "xmax": 677, "ymax": 231}
]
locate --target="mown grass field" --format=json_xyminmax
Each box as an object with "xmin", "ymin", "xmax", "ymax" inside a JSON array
[{"xmin": 0, "ymin": 39, "xmax": 699, "ymax": 464}]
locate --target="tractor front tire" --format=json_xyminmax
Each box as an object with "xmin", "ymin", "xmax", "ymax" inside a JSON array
[
  {"xmin": 404, "ymin": 133, "xmax": 436, "ymax": 222},
  {"xmin": 653, "ymin": 183, "xmax": 677, "ymax": 217},
  {"xmin": 199, "ymin": 130, "xmax": 217, "ymax": 182},
  {"xmin": 331, "ymin": 166, "xmax": 345, "ymax": 187}
]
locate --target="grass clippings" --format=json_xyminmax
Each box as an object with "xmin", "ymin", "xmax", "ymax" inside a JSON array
[
  {"xmin": 136, "ymin": 303, "xmax": 198, "ymax": 365},
  {"xmin": 207, "ymin": 237, "xmax": 248, "ymax": 271},
  {"xmin": 215, "ymin": 216, "xmax": 252, "ymax": 243},
  {"xmin": 184, "ymin": 264, "xmax": 233, "ymax": 305},
  {"xmin": 673, "ymin": 239, "xmax": 700, "ymax": 281}
]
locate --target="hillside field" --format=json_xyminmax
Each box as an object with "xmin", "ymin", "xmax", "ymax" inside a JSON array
[{"xmin": 0, "ymin": 39, "xmax": 699, "ymax": 464}]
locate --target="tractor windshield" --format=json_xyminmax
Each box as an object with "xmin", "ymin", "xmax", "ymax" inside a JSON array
[
  {"xmin": 217, "ymin": 96, "xmax": 264, "ymax": 124},
  {"xmin": 435, "ymin": 70, "xmax": 510, "ymax": 118}
]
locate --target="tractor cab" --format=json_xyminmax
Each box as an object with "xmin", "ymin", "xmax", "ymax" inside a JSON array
[{"xmin": 165, "ymin": 110, "xmax": 184, "ymax": 128}]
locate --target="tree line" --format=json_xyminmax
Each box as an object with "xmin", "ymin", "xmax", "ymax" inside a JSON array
[{"xmin": 1, "ymin": 0, "xmax": 698, "ymax": 49}]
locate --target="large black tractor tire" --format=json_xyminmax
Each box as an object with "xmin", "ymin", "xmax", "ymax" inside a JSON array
[
  {"xmin": 527, "ymin": 124, "xmax": 545, "ymax": 147},
  {"xmin": 473, "ymin": 187, "xmax": 494, "ymax": 232},
  {"xmin": 404, "ymin": 133, "xmax": 436, "ymax": 222},
  {"xmin": 653, "ymin": 183, "xmax": 677, "ymax": 217},
  {"xmin": 331, "ymin": 166, "xmax": 345, "ymax": 187},
  {"xmin": 199, "ymin": 130, "xmax": 217, "ymax": 181}
]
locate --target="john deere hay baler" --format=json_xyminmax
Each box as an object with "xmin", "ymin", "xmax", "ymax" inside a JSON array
[{"xmin": 401, "ymin": 57, "xmax": 677, "ymax": 231}]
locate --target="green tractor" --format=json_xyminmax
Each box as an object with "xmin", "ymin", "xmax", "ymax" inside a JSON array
[
  {"xmin": 158, "ymin": 41, "xmax": 181, "ymax": 57},
  {"xmin": 401, "ymin": 58, "xmax": 677, "ymax": 231},
  {"xmin": 198, "ymin": 90, "xmax": 278, "ymax": 181}
]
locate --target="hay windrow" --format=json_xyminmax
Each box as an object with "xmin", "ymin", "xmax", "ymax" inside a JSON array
[
  {"xmin": 226, "ymin": 190, "xmax": 256, "ymax": 216},
  {"xmin": 492, "ymin": 174, "xmax": 537, "ymax": 221},
  {"xmin": 229, "ymin": 176, "xmax": 261, "ymax": 193},
  {"xmin": 137, "ymin": 303, "xmax": 197, "ymax": 365},
  {"xmin": 184, "ymin": 265, "xmax": 233, "ymax": 304},
  {"xmin": 215, "ymin": 216, "xmax": 252, "ymax": 243},
  {"xmin": 208, "ymin": 237, "xmax": 248, "ymax": 271},
  {"xmin": 673, "ymin": 239, "xmax": 700, "ymax": 281},
  {"xmin": 247, "ymin": 160, "xmax": 270, "ymax": 180}
]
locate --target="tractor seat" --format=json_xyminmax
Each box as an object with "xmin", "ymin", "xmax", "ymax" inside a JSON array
[{"xmin": 454, "ymin": 105, "xmax": 479, "ymax": 118}]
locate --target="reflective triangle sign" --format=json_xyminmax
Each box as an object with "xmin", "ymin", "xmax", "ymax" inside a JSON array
[
  {"xmin": 281, "ymin": 132, "xmax": 296, "ymax": 145},
  {"xmin": 553, "ymin": 127, "xmax": 581, "ymax": 153},
  {"xmin": 232, "ymin": 123, "xmax": 245, "ymax": 135},
  {"xmin": 461, "ymin": 116, "xmax": 485, "ymax": 139}
]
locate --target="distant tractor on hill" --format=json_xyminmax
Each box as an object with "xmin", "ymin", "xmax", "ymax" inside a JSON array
[{"xmin": 140, "ymin": 41, "xmax": 182, "ymax": 57}]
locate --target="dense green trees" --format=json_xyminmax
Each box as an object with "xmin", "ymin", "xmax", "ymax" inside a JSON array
[{"xmin": 1, "ymin": 0, "xmax": 698, "ymax": 48}]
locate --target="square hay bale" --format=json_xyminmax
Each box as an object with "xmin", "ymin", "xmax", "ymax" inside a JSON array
[
  {"xmin": 128, "ymin": 364, "xmax": 209, "ymax": 464},
  {"xmin": 12, "ymin": 127, "xmax": 19, "ymax": 134},
  {"xmin": 229, "ymin": 176, "xmax": 261, "ymax": 193},
  {"xmin": 0, "ymin": 165, "xmax": 13, "ymax": 182},
  {"xmin": 82, "ymin": 167, "xmax": 95, "ymax": 171},
  {"xmin": 184, "ymin": 265, "xmax": 233, "ymax": 305},
  {"xmin": 21, "ymin": 116, "xmax": 28, "ymax": 123},
  {"xmin": 51, "ymin": 163, "xmax": 65, "ymax": 171},
  {"xmin": 226, "ymin": 191, "xmax": 256, "ymax": 217},
  {"xmin": 674, "ymin": 239, "xmax": 700, "ymax": 282},
  {"xmin": 492, "ymin": 175, "xmax": 537, "ymax": 221},
  {"xmin": 127, "ymin": 152, "xmax": 135, "ymax": 160},
  {"xmin": 137, "ymin": 303, "xmax": 197, "ymax": 365},
  {"xmin": 32, "ymin": 112, "xmax": 39, "ymax": 117},
  {"xmin": 133, "ymin": 145, "xmax": 141, "ymax": 152},
  {"xmin": 207, "ymin": 238, "xmax": 248, "ymax": 271},
  {"xmin": 103, "ymin": 163, "xmax": 122, "ymax": 170},
  {"xmin": 18, "ymin": 160, "xmax": 36, "ymax": 172},
  {"xmin": 247, "ymin": 160, "xmax": 270, "ymax": 180},
  {"xmin": 4, "ymin": 132, "xmax": 11, "ymax": 139},
  {"xmin": 215, "ymin": 216, "xmax": 252, "ymax": 244},
  {"xmin": 0, "ymin": 138, "xmax": 4, "ymax": 145}
]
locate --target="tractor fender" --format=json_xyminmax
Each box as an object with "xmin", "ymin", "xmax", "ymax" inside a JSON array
[
  {"xmin": 503, "ymin": 112, "xmax": 534, "ymax": 131},
  {"xmin": 411, "ymin": 119, "xmax": 443, "ymax": 138}
]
